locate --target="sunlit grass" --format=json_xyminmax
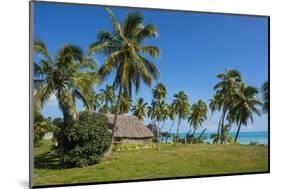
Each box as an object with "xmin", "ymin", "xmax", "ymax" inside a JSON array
[{"xmin": 33, "ymin": 140, "xmax": 268, "ymax": 186}]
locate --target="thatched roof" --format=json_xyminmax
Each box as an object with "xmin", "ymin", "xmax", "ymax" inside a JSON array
[{"xmin": 104, "ymin": 114, "xmax": 154, "ymax": 138}]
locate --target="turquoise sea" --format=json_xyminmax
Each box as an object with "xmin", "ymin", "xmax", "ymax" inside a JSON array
[{"xmin": 166, "ymin": 131, "xmax": 268, "ymax": 144}]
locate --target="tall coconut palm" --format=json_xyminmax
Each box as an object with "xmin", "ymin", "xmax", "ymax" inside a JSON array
[
  {"xmin": 152, "ymin": 83, "xmax": 167, "ymax": 101},
  {"xmin": 166, "ymin": 104, "xmax": 176, "ymax": 143},
  {"xmin": 147, "ymin": 100, "xmax": 164, "ymax": 142},
  {"xmin": 157, "ymin": 101, "xmax": 169, "ymax": 142},
  {"xmin": 132, "ymin": 97, "xmax": 147, "ymax": 121},
  {"xmin": 209, "ymin": 94, "xmax": 223, "ymax": 141},
  {"xmin": 231, "ymin": 84, "xmax": 262, "ymax": 142},
  {"xmin": 118, "ymin": 94, "xmax": 132, "ymax": 114},
  {"xmin": 147, "ymin": 100, "xmax": 158, "ymax": 126},
  {"xmin": 159, "ymin": 101, "xmax": 169, "ymax": 130},
  {"xmin": 261, "ymin": 81, "xmax": 269, "ymax": 113},
  {"xmin": 211, "ymin": 69, "xmax": 242, "ymax": 143},
  {"xmin": 172, "ymin": 91, "xmax": 190, "ymax": 142},
  {"xmin": 88, "ymin": 9, "xmax": 160, "ymax": 153},
  {"xmin": 34, "ymin": 40, "xmax": 98, "ymax": 156},
  {"xmin": 149, "ymin": 83, "xmax": 168, "ymax": 142},
  {"xmin": 98, "ymin": 85, "xmax": 115, "ymax": 113},
  {"xmin": 188, "ymin": 100, "xmax": 208, "ymax": 138}
]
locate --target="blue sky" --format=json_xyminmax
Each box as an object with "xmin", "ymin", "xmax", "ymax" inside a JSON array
[{"xmin": 34, "ymin": 2, "xmax": 268, "ymax": 133}]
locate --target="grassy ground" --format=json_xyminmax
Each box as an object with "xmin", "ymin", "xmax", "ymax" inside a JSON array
[{"xmin": 33, "ymin": 140, "xmax": 268, "ymax": 187}]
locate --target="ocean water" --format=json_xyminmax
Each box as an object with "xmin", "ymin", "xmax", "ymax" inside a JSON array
[{"xmin": 165, "ymin": 131, "xmax": 268, "ymax": 144}]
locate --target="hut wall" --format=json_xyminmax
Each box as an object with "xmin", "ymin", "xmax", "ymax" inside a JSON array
[{"xmin": 116, "ymin": 137, "xmax": 153, "ymax": 144}]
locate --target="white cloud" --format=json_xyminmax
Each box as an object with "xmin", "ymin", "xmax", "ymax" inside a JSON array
[{"xmin": 46, "ymin": 94, "xmax": 57, "ymax": 106}]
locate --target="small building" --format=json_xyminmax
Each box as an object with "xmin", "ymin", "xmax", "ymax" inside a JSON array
[{"xmin": 104, "ymin": 114, "xmax": 154, "ymax": 144}]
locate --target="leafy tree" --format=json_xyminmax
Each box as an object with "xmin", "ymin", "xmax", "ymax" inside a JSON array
[
  {"xmin": 231, "ymin": 84, "xmax": 262, "ymax": 142},
  {"xmin": 55, "ymin": 112, "xmax": 110, "ymax": 167},
  {"xmin": 132, "ymin": 97, "xmax": 147, "ymax": 121},
  {"xmin": 34, "ymin": 111, "xmax": 51, "ymax": 147},
  {"xmin": 88, "ymin": 9, "xmax": 160, "ymax": 153},
  {"xmin": 34, "ymin": 40, "xmax": 98, "ymax": 157},
  {"xmin": 172, "ymin": 91, "xmax": 190, "ymax": 142}
]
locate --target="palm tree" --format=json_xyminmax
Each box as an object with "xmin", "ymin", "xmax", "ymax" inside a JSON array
[
  {"xmin": 211, "ymin": 69, "xmax": 242, "ymax": 144},
  {"xmin": 34, "ymin": 40, "xmax": 98, "ymax": 156},
  {"xmin": 209, "ymin": 94, "xmax": 223, "ymax": 140},
  {"xmin": 158, "ymin": 101, "xmax": 169, "ymax": 142},
  {"xmin": 98, "ymin": 85, "xmax": 115, "ymax": 113},
  {"xmin": 159, "ymin": 101, "xmax": 169, "ymax": 130},
  {"xmin": 88, "ymin": 9, "xmax": 160, "ymax": 153},
  {"xmin": 148, "ymin": 83, "xmax": 168, "ymax": 142},
  {"xmin": 118, "ymin": 94, "xmax": 132, "ymax": 114},
  {"xmin": 211, "ymin": 124, "xmax": 234, "ymax": 144},
  {"xmin": 172, "ymin": 91, "xmax": 190, "ymax": 143},
  {"xmin": 261, "ymin": 81, "xmax": 269, "ymax": 113},
  {"xmin": 147, "ymin": 100, "xmax": 164, "ymax": 142},
  {"xmin": 152, "ymin": 83, "xmax": 167, "ymax": 101},
  {"xmin": 231, "ymin": 84, "xmax": 262, "ymax": 142},
  {"xmin": 166, "ymin": 104, "xmax": 176, "ymax": 143},
  {"xmin": 188, "ymin": 100, "xmax": 208, "ymax": 142},
  {"xmin": 132, "ymin": 97, "xmax": 147, "ymax": 121}
]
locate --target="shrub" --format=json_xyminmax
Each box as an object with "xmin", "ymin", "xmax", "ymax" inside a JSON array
[
  {"xmin": 34, "ymin": 112, "xmax": 51, "ymax": 147},
  {"xmin": 55, "ymin": 112, "xmax": 110, "ymax": 168}
]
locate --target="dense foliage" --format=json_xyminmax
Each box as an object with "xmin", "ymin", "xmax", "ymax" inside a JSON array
[
  {"xmin": 53, "ymin": 112, "xmax": 110, "ymax": 167},
  {"xmin": 34, "ymin": 112, "xmax": 51, "ymax": 147}
]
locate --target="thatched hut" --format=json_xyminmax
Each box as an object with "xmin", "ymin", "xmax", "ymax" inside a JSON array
[{"xmin": 104, "ymin": 114, "xmax": 154, "ymax": 144}]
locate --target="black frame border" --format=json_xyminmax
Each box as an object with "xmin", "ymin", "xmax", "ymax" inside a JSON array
[{"xmin": 29, "ymin": 0, "xmax": 270, "ymax": 188}]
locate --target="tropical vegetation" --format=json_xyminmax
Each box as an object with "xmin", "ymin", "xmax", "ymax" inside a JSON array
[
  {"xmin": 88, "ymin": 9, "xmax": 160, "ymax": 153},
  {"xmin": 33, "ymin": 8, "xmax": 268, "ymax": 181}
]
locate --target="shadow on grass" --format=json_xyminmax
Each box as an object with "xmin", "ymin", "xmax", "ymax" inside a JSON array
[{"xmin": 34, "ymin": 152, "xmax": 60, "ymax": 170}]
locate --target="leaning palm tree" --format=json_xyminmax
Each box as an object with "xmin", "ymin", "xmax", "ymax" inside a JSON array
[
  {"xmin": 88, "ymin": 9, "xmax": 160, "ymax": 153},
  {"xmin": 132, "ymin": 97, "xmax": 147, "ymax": 121},
  {"xmin": 211, "ymin": 69, "xmax": 242, "ymax": 144},
  {"xmin": 34, "ymin": 40, "xmax": 98, "ymax": 156},
  {"xmin": 231, "ymin": 84, "xmax": 262, "ymax": 142},
  {"xmin": 188, "ymin": 100, "xmax": 208, "ymax": 142},
  {"xmin": 98, "ymin": 85, "xmax": 115, "ymax": 113},
  {"xmin": 172, "ymin": 91, "xmax": 190, "ymax": 143},
  {"xmin": 261, "ymin": 81, "xmax": 269, "ymax": 113}
]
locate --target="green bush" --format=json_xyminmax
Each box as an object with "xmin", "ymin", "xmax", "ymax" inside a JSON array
[
  {"xmin": 34, "ymin": 112, "xmax": 51, "ymax": 147},
  {"xmin": 57, "ymin": 112, "xmax": 110, "ymax": 168}
]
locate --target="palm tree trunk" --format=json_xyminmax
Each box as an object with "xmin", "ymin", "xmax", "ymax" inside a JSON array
[
  {"xmin": 166, "ymin": 121, "xmax": 175, "ymax": 143},
  {"xmin": 190, "ymin": 128, "xmax": 196, "ymax": 144},
  {"xmin": 176, "ymin": 118, "xmax": 181, "ymax": 143},
  {"xmin": 234, "ymin": 122, "xmax": 242, "ymax": 143},
  {"xmin": 220, "ymin": 110, "xmax": 226, "ymax": 144},
  {"xmin": 57, "ymin": 88, "xmax": 72, "ymax": 165},
  {"xmin": 160, "ymin": 120, "xmax": 166, "ymax": 142},
  {"xmin": 105, "ymin": 87, "xmax": 122, "ymax": 156},
  {"xmin": 216, "ymin": 114, "xmax": 223, "ymax": 143},
  {"xmin": 199, "ymin": 128, "xmax": 207, "ymax": 138},
  {"xmin": 157, "ymin": 121, "xmax": 161, "ymax": 143}
]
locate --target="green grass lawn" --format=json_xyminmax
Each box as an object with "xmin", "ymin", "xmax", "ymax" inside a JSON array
[{"xmin": 33, "ymin": 140, "xmax": 268, "ymax": 187}]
